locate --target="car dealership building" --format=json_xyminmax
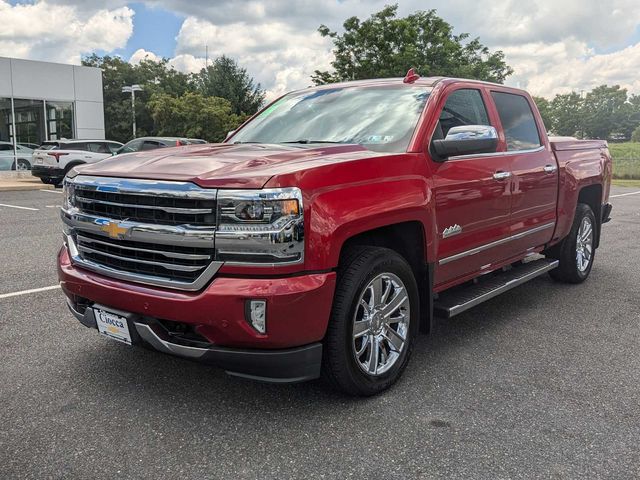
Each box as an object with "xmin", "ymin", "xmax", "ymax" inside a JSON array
[{"xmin": 0, "ymin": 56, "xmax": 105, "ymax": 171}]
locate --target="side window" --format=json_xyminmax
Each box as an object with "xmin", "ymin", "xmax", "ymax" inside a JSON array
[
  {"xmin": 142, "ymin": 141, "xmax": 161, "ymax": 151},
  {"xmin": 491, "ymin": 92, "xmax": 541, "ymax": 151},
  {"xmin": 86, "ymin": 142, "xmax": 110, "ymax": 153},
  {"xmin": 70, "ymin": 142, "xmax": 88, "ymax": 151},
  {"xmin": 436, "ymin": 89, "xmax": 490, "ymax": 139},
  {"xmin": 122, "ymin": 140, "xmax": 143, "ymax": 153},
  {"xmin": 0, "ymin": 144, "xmax": 12, "ymax": 151},
  {"xmin": 107, "ymin": 143, "xmax": 121, "ymax": 154}
]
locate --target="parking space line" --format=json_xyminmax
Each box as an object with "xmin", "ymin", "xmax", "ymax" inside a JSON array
[
  {"xmin": 40, "ymin": 189, "xmax": 63, "ymax": 194},
  {"xmin": 0, "ymin": 203, "xmax": 39, "ymax": 211},
  {"xmin": 0, "ymin": 285, "xmax": 61, "ymax": 300},
  {"xmin": 610, "ymin": 191, "xmax": 640, "ymax": 198}
]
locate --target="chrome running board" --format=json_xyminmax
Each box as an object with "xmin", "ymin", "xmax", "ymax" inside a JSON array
[{"xmin": 434, "ymin": 258, "xmax": 559, "ymax": 318}]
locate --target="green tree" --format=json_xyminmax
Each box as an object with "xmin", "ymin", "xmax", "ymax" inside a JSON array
[
  {"xmin": 191, "ymin": 56, "xmax": 265, "ymax": 116},
  {"xmin": 312, "ymin": 4, "xmax": 513, "ymax": 85},
  {"xmin": 582, "ymin": 85, "xmax": 630, "ymax": 140},
  {"xmin": 631, "ymin": 125, "xmax": 640, "ymax": 142},
  {"xmin": 82, "ymin": 54, "xmax": 194, "ymax": 142},
  {"xmin": 549, "ymin": 92, "xmax": 584, "ymax": 137},
  {"xmin": 147, "ymin": 92, "xmax": 243, "ymax": 143},
  {"xmin": 533, "ymin": 96, "xmax": 553, "ymax": 133}
]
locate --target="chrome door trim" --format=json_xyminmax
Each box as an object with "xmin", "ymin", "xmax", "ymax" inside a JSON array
[
  {"xmin": 448, "ymin": 145, "xmax": 545, "ymax": 161},
  {"xmin": 438, "ymin": 222, "xmax": 555, "ymax": 266}
]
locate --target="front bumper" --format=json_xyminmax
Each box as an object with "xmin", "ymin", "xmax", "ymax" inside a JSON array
[
  {"xmin": 66, "ymin": 299, "xmax": 322, "ymax": 382},
  {"xmin": 31, "ymin": 165, "xmax": 64, "ymax": 179},
  {"xmin": 58, "ymin": 247, "xmax": 336, "ymax": 382}
]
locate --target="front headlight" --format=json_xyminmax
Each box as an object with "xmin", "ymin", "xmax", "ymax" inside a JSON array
[
  {"xmin": 62, "ymin": 179, "xmax": 75, "ymax": 210},
  {"xmin": 215, "ymin": 187, "xmax": 304, "ymax": 265}
]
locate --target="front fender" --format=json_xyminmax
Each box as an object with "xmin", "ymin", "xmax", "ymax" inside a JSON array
[{"xmin": 305, "ymin": 177, "xmax": 435, "ymax": 270}]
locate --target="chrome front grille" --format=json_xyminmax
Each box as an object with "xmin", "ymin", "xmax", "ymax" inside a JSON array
[{"xmin": 61, "ymin": 175, "xmax": 221, "ymax": 291}]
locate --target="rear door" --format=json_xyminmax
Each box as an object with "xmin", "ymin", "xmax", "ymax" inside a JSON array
[
  {"xmin": 489, "ymin": 90, "xmax": 557, "ymax": 256},
  {"xmin": 430, "ymin": 86, "xmax": 513, "ymax": 287}
]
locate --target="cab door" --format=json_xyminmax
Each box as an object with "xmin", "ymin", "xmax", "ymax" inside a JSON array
[
  {"xmin": 489, "ymin": 90, "xmax": 557, "ymax": 256},
  {"xmin": 429, "ymin": 87, "xmax": 513, "ymax": 287}
]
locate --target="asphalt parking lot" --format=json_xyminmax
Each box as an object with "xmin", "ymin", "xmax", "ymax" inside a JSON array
[{"xmin": 0, "ymin": 186, "xmax": 639, "ymax": 479}]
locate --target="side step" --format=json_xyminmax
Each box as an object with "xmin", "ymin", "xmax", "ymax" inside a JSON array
[{"xmin": 433, "ymin": 258, "xmax": 559, "ymax": 319}]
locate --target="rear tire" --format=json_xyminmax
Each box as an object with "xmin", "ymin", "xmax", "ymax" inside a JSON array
[
  {"xmin": 548, "ymin": 203, "xmax": 596, "ymax": 283},
  {"xmin": 322, "ymin": 246, "xmax": 419, "ymax": 396},
  {"xmin": 12, "ymin": 158, "xmax": 31, "ymax": 170}
]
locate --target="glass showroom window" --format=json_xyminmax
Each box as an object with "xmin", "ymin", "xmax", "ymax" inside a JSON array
[
  {"xmin": 46, "ymin": 101, "xmax": 74, "ymax": 140},
  {"xmin": 13, "ymin": 99, "xmax": 46, "ymax": 148},
  {"xmin": 0, "ymin": 98, "xmax": 15, "ymax": 172}
]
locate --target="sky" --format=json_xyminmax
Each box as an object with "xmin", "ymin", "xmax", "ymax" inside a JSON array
[{"xmin": 1, "ymin": 0, "xmax": 640, "ymax": 101}]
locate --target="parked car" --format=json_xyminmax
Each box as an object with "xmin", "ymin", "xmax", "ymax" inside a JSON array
[
  {"xmin": 0, "ymin": 141, "xmax": 34, "ymax": 170},
  {"xmin": 30, "ymin": 139, "xmax": 123, "ymax": 185},
  {"xmin": 115, "ymin": 137, "xmax": 206, "ymax": 155},
  {"xmin": 58, "ymin": 74, "xmax": 612, "ymax": 396}
]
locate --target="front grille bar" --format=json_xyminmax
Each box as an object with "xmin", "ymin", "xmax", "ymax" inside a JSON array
[
  {"xmin": 76, "ymin": 234, "xmax": 211, "ymax": 261},
  {"xmin": 77, "ymin": 245, "xmax": 206, "ymax": 273},
  {"xmin": 75, "ymin": 196, "xmax": 213, "ymax": 214}
]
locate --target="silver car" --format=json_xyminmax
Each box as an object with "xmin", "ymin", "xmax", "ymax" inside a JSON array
[{"xmin": 0, "ymin": 141, "xmax": 34, "ymax": 171}]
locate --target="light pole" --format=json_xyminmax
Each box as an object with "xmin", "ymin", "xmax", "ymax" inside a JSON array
[{"xmin": 122, "ymin": 84, "xmax": 142, "ymax": 138}]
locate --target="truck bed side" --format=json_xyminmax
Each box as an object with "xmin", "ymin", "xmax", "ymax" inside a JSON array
[{"xmin": 549, "ymin": 137, "xmax": 612, "ymax": 246}]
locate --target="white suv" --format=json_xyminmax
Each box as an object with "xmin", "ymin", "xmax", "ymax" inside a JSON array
[{"xmin": 31, "ymin": 139, "xmax": 123, "ymax": 185}]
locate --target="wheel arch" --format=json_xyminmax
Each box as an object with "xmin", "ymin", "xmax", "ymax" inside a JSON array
[
  {"xmin": 577, "ymin": 183, "xmax": 603, "ymax": 248},
  {"xmin": 338, "ymin": 221, "xmax": 434, "ymax": 335}
]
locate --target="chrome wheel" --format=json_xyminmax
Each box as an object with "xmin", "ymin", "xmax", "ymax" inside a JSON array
[
  {"xmin": 352, "ymin": 273, "xmax": 410, "ymax": 376},
  {"xmin": 15, "ymin": 160, "xmax": 29, "ymax": 170},
  {"xmin": 576, "ymin": 216, "xmax": 593, "ymax": 272}
]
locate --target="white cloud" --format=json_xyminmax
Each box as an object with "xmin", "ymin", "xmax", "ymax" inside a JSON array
[
  {"xmin": 129, "ymin": 48, "xmax": 161, "ymax": 64},
  {"xmin": 0, "ymin": 1, "xmax": 134, "ymax": 64},
  {"xmin": 504, "ymin": 40, "xmax": 640, "ymax": 97},
  {"xmin": 5, "ymin": 0, "xmax": 640, "ymax": 99},
  {"xmin": 173, "ymin": 17, "xmax": 334, "ymax": 100}
]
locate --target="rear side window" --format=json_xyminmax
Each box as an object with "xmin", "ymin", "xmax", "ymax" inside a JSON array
[
  {"xmin": 142, "ymin": 141, "xmax": 162, "ymax": 151},
  {"xmin": 65, "ymin": 142, "xmax": 88, "ymax": 151},
  {"xmin": 0, "ymin": 144, "xmax": 12, "ymax": 151},
  {"xmin": 86, "ymin": 142, "xmax": 111, "ymax": 153},
  {"xmin": 491, "ymin": 92, "xmax": 541, "ymax": 151},
  {"xmin": 437, "ymin": 89, "xmax": 491, "ymax": 138}
]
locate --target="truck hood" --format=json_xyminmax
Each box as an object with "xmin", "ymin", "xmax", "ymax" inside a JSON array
[{"xmin": 74, "ymin": 143, "xmax": 390, "ymax": 189}]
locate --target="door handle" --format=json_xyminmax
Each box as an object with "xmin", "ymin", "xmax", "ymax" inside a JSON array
[
  {"xmin": 493, "ymin": 171, "xmax": 511, "ymax": 180},
  {"xmin": 543, "ymin": 164, "xmax": 557, "ymax": 173}
]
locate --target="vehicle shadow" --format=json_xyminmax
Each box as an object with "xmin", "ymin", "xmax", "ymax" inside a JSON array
[{"xmin": 67, "ymin": 274, "xmax": 577, "ymax": 419}]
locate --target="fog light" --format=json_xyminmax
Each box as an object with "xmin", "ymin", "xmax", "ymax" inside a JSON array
[{"xmin": 246, "ymin": 300, "xmax": 267, "ymax": 334}]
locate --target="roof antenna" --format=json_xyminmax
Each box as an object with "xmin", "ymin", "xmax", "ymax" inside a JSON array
[{"xmin": 403, "ymin": 68, "xmax": 420, "ymax": 84}]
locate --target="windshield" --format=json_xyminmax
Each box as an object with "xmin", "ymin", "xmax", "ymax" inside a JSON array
[{"xmin": 231, "ymin": 85, "xmax": 431, "ymax": 153}]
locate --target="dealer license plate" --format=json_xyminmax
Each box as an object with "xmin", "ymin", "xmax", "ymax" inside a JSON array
[{"xmin": 94, "ymin": 308, "xmax": 132, "ymax": 345}]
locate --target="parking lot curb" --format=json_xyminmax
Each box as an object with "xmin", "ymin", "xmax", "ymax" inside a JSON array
[{"xmin": 0, "ymin": 180, "xmax": 54, "ymax": 191}]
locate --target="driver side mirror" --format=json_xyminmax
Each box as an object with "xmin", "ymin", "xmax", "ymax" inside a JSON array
[{"xmin": 432, "ymin": 125, "xmax": 498, "ymax": 160}]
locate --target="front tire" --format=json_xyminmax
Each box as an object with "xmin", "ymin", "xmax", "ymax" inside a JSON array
[
  {"xmin": 548, "ymin": 203, "xmax": 597, "ymax": 283},
  {"xmin": 322, "ymin": 246, "xmax": 419, "ymax": 396}
]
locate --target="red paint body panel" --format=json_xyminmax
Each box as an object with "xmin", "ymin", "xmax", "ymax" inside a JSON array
[
  {"xmin": 59, "ymin": 77, "xmax": 612, "ymax": 350},
  {"xmin": 58, "ymin": 247, "xmax": 336, "ymax": 349}
]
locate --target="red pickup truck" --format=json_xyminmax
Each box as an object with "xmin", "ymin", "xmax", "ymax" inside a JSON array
[{"xmin": 58, "ymin": 74, "xmax": 612, "ymax": 395}]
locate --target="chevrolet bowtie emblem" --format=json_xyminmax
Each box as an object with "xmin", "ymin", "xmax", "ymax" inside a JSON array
[{"xmin": 100, "ymin": 221, "xmax": 128, "ymax": 239}]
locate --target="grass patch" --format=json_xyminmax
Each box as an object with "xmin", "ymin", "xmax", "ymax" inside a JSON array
[
  {"xmin": 611, "ymin": 179, "xmax": 640, "ymax": 188},
  {"xmin": 609, "ymin": 142, "xmax": 640, "ymax": 179}
]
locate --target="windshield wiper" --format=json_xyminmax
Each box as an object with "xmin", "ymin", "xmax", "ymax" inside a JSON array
[{"xmin": 280, "ymin": 140, "xmax": 346, "ymax": 144}]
